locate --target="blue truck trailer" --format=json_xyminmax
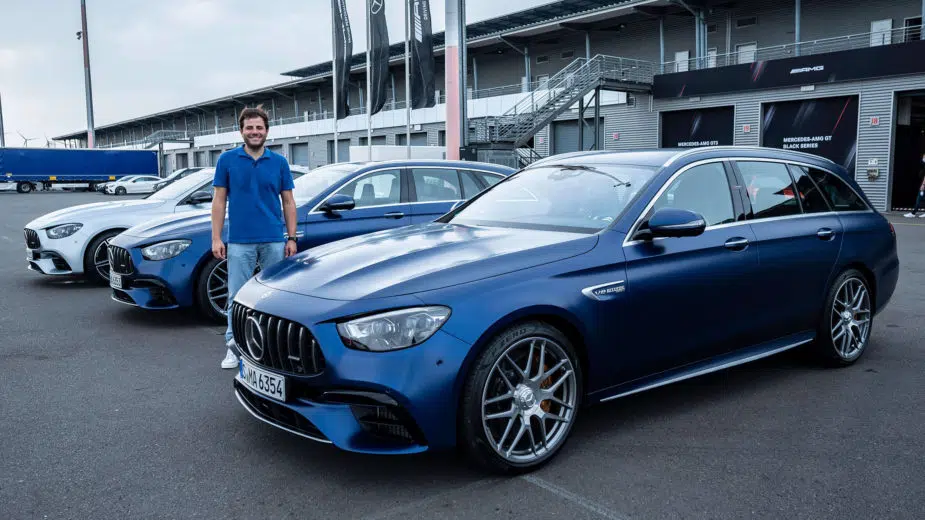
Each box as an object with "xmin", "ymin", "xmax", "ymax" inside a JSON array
[{"xmin": 0, "ymin": 147, "xmax": 159, "ymax": 194}]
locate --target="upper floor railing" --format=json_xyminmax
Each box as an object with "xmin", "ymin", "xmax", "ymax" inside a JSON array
[{"xmin": 662, "ymin": 24, "xmax": 923, "ymax": 72}]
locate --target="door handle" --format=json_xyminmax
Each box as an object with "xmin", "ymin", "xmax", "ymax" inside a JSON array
[
  {"xmin": 817, "ymin": 228, "xmax": 835, "ymax": 240},
  {"xmin": 384, "ymin": 212, "xmax": 405, "ymax": 219},
  {"xmin": 724, "ymin": 237, "xmax": 749, "ymax": 251}
]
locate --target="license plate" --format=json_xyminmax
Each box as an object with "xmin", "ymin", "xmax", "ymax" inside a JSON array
[
  {"xmin": 110, "ymin": 273, "xmax": 122, "ymax": 289},
  {"xmin": 237, "ymin": 358, "xmax": 286, "ymax": 402}
]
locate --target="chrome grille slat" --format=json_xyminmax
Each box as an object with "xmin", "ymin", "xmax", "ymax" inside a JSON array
[
  {"xmin": 230, "ymin": 302, "xmax": 324, "ymax": 376},
  {"xmin": 24, "ymin": 229, "xmax": 40, "ymax": 249},
  {"xmin": 108, "ymin": 245, "xmax": 135, "ymax": 275}
]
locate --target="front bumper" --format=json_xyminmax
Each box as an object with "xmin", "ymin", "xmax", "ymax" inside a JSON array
[
  {"xmin": 23, "ymin": 227, "xmax": 87, "ymax": 276},
  {"xmin": 106, "ymin": 237, "xmax": 201, "ymax": 310},
  {"xmin": 230, "ymin": 280, "xmax": 474, "ymax": 454}
]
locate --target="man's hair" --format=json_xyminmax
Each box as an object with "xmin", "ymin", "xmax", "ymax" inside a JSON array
[{"xmin": 238, "ymin": 105, "xmax": 269, "ymax": 130}]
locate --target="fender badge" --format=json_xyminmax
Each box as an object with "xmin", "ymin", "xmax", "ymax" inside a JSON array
[{"xmin": 582, "ymin": 280, "xmax": 626, "ymax": 301}]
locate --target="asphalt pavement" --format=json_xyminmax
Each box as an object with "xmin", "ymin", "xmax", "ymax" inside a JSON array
[{"xmin": 1, "ymin": 190, "xmax": 923, "ymax": 520}]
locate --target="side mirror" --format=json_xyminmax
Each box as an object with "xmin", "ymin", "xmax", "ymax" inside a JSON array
[
  {"xmin": 647, "ymin": 208, "xmax": 706, "ymax": 238},
  {"xmin": 188, "ymin": 191, "xmax": 213, "ymax": 205},
  {"xmin": 320, "ymin": 194, "xmax": 355, "ymax": 213}
]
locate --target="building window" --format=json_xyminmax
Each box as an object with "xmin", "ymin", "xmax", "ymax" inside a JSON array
[{"xmin": 736, "ymin": 16, "xmax": 758, "ymax": 28}]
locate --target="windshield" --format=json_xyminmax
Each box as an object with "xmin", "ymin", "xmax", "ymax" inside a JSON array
[
  {"xmin": 447, "ymin": 163, "xmax": 659, "ymax": 233},
  {"xmin": 145, "ymin": 170, "xmax": 214, "ymax": 201},
  {"xmin": 292, "ymin": 164, "xmax": 364, "ymax": 204}
]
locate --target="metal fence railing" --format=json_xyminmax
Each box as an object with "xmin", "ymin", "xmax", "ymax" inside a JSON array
[{"xmin": 662, "ymin": 24, "xmax": 923, "ymax": 72}]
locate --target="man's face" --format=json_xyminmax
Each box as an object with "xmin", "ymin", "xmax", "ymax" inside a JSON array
[{"xmin": 241, "ymin": 116, "xmax": 267, "ymax": 148}]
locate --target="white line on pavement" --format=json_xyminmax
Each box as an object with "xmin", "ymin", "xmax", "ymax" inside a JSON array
[{"xmin": 520, "ymin": 474, "xmax": 631, "ymax": 520}]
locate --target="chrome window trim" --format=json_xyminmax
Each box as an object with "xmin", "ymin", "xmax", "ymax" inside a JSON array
[
  {"xmin": 624, "ymin": 156, "xmax": 873, "ymax": 247},
  {"xmin": 308, "ymin": 164, "xmax": 506, "ymax": 214}
]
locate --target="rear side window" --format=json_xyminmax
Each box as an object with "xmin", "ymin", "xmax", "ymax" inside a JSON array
[
  {"xmin": 798, "ymin": 166, "xmax": 868, "ymax": 211},
  {"xmin": 735, "ymin": 161, "xmax": 801, "ymax": 219},
  {"xmin": 458, "ymin": 170, "xmax": 483, "ymax": 199},
  {"xmin": 478, "ymin": 173, "xmax": 504, "ymax": 187},
  {"xmin": 411, "ymin": 168, "xmax": 461, "ymax": 202},
  {"xmin": 787, "ymin": 165, "xmax": 831, "ymax": 213}
]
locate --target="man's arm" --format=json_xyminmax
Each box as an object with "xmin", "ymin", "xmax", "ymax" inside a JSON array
[
  {"xmin": 212, "ymin": 187, "xmax": 228, "ymax": 259},
  {"xmin": 282, "ymin": 190, "xmax": 297, "ymax": 257}
]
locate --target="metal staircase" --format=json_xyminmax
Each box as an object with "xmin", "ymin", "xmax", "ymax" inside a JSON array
[{"xmin": 472, "ymin": 55, "xmax": 655, "ymax": 150}]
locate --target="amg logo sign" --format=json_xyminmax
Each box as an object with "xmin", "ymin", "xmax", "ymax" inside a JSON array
[{"xmin": 790, "ymin": 65, "xmax": 824, "ymax": 74}]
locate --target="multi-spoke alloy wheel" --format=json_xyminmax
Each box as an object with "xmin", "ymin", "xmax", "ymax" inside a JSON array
[
  {"xmin": 93, "ymin": 239, "xmax": 112, "ymax": 281},
  {"xmin": 815, "ymin": 269, "xmax": 874, "ymax": 366},
  {"xmin": 460, "ymin": 321, "xmax": 582, "ymax": 474},
  {"xmin": 830, "ymin": 277, "xmax": 871, "ymax": 361},
  {"xmin": 207, "ymin": 260, "xmax": 228, "ymax": 318},
  {"xmin": 83, "ymin": 230, "xmax": 122, "ymax": 285}
]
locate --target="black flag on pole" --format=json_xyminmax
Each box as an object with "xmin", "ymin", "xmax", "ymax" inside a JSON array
[
  {"xmin": 332, "ymin": 0, "xmax": 353, "ymax": 119},
  {"xmin": 368, "ymin": 0, "xmax": 390, "ymax": 115},
  {"xmin": 410, "ymin": 0, "xmax": 436, "ymax": 109}
]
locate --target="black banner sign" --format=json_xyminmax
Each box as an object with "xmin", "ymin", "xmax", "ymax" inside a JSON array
[
  {"xmin": 368, "ymin": 0, "xmax": 390, "ymax": 115},
  {"xmin": 653, "ymin": 39, "xmax": 925, "ymax": 99},
  {"xmin": 761, "ymin": 95, "xmax": 859, "ymax": 171},
  {"xmin": 660, "ymin": 106, "xmax": 734, "ymax": 148},
  {"xmin": 332, "ymin": 0, "xmax": 353, "ymax": 119},
  {"xmin": 410, "ymin": 0, "xmax": 436, "ymax": 109}
]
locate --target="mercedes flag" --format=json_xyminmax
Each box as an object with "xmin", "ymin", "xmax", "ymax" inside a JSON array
[
  {"xmin": 368, "ymin": 0, "xmax": 390, "ymax": 115},
  {"xmin": 332, "ymin": 0, "xmax": 353, "ymax": 120},
  {"xmin": 410, "ymin": 0, "xmax": 436, "ymax": 109}
]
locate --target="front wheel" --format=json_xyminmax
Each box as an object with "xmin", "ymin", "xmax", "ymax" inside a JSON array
[
  {"xmin": 195, "ymin": 257, "xmax": 228, "ymax": 324},
  {"xmin": 459, "ymin": 321, "xmax": 582, "ymax": 475},
  {"xmin": 83, "ymin": 230, "xmax": 122, "ymax": 285},
  {"xmin": 813, "ymin": 269, "xmax": 874, "ymax": 366},
  {"xmin": 115, "ymin": 186, "xmax": 127, "ymax": 195}
]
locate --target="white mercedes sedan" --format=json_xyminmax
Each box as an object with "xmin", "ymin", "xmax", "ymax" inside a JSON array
[{"xmin": 23, "ymin": 166, "xmax": 309, "ymax": 284}]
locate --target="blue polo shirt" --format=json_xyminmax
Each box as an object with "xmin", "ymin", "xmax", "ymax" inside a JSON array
[{"xmin": 213, "ymin": 146, "xmax": 295, "ymax": 244}]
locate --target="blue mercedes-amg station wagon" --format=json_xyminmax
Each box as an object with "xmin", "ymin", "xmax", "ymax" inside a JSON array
[
  {"xmin": 106, "ymin": 160, "xmax": 512, "ymax": 322},
  {"xmin": 228, "ymin": 147, "xmax": 898, "ymax": 474}
]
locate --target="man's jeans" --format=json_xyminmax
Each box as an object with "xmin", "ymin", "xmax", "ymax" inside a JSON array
[{"xmin": 225, "ymin": 241, "xmax": 285, "ymax": 345}]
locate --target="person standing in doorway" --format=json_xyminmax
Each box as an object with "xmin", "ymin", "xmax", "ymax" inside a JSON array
[
  {"xmin": 211, "ymin": 105, "xmax": 298, "ymax": 369},
  {"xmin": 904, "ymin": 152, "xmax": 925, "ymax": 218}
]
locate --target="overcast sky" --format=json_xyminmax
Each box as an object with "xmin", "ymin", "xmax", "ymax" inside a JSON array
[{"xmin": 0, "ymin": 0, "xmax": 552, "ymax": 146}]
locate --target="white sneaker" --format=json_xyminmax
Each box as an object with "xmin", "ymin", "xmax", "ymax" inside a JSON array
[
  {"xmin": 904, "ymin": 212, "xmax": 916, "ymax": 218},
  {"xmin": 221, "ymin": 348, "xmax": 239, "ymax": 369}
]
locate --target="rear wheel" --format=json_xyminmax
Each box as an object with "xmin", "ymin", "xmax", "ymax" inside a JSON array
[
  {"xmin": 195, "ymin": 257, "xmax": 228, "ymax": 323},
  {"xmin": 813, "ymin": 269, "xmax": 873, "ymax": 366},
  {"xmin": 459, "ymin": 321, "xmax": 582, "ymax": 475},
  {"xmin": 83, "ymin": 230, "xmax": 122, "ymax": 285}
]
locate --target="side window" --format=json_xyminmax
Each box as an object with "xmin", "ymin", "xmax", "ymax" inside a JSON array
[
  {"xmin": 799, "ymin": 166, "xmax": 868, "ymax": 211},
  {"xmin": 411, "ymin": 168, "xmax": 461, "ymax": 202},
  {"xmin": 787, "ymin": 164, "xmax": 831, "ymax": 213},
  {"xmin": 478, "ymin": 173, "xmax": 503, "ymax": 187},
  {"xmin": 650, "ymin": 162, "xmax": 735, "ymax": 226},
  {"xmin": 458, "ymin": 170, "xmax": 483, "ymax": 199},
  {"xmin": 736, "ymin": 161, "xmax": 801, "ymax": 219},
  {"xmin": 335, "ymin": 169, "xmax": 401, "ymax": 209}
]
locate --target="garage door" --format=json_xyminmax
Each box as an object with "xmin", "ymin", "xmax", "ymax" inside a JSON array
[
  {"xmin": 327, "ymin": 139, "xmax": 350, "ymax": 163},
  {"xmin": 290, "ymin": 143, "xmax": 309, "ymax": 166},
  {"xmin": 551, "ymin": 118, "xmax": 605, "ymax": 155},
  {"xmin": 397, "ymin": 132, "xmax": 428, "ymax": 146}
]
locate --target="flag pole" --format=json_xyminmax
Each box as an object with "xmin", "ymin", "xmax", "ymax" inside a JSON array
[
  {"xmin": 405, "ymin": 0, "xmax": 411, "ymax": 158},
  {"xmin": 366, "ymin": 0, "xmax": 372, "ymax": 160},
  {"xmin": 332, "ymin": 0, "xmax": 339, "ymax": 163}
]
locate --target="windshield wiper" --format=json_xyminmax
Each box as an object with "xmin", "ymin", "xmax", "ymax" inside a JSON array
[{"xmin": 541, "ymin": 164, "xmax": 632, "ymax": 187}]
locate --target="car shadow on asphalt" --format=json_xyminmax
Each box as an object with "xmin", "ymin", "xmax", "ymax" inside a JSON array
[{"xmin": 28, "ymin": 275, "xmax": 106, "ymax": 290}]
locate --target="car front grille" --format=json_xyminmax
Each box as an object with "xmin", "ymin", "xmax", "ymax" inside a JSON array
[
  {"xmin": 231, "ymin": 302, "xmax": 326, "ymax": 376},
  {"xmin": 24, "ymin": 229, "xmax": 40, "ymax": 249},
  {"xmin": 108, "ymin": 245, "xmax": 134, "ymax": 275}
]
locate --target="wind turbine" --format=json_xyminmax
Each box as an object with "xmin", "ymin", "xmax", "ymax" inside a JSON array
[{"xmin": 18, "ymin": 131, "xmax": 36, "ymax": 147}]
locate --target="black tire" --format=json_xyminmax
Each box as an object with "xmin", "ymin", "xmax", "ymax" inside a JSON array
[
  {"xmin": 115, "ymin": 186, "xmax": 127, "ymax": 195},
  {"xmin": 813, "ymin": 268, "xmax": 874, "ymax": 367},
  {"xmin": 83, "ymin": 229, "xmax": 123, "ymax": 285},
  {"xmin": 459, "ymin": 321, "xmax": 583, "ymax": 475},
  {"xmin": 17, "ymin": 182, "xmax": 33, "ymax": 194},
  {"xmin": 195, "ymin": 257, "xmax": 228, "ymax": 324}
]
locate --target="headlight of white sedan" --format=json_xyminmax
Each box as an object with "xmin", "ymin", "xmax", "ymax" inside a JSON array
[
  {"xmin": 141, "ymin": 239, "xmax": 191, "ymax": 261},
  {"xmin": 45, "ymin": 223, "xmax": 83, "ymax": 239},
  {"xmin": 337, "ymin": 306, "xmax": 451, "ymax": 352}
]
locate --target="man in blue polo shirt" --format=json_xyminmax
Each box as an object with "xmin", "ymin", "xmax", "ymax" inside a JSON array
[{"xmin": 211, "ymin": 105, "xmax": 298, "ymax": 369}]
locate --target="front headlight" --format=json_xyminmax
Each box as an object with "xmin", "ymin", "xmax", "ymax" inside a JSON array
[
  {"xmin": 46, "ymin": 223, "xmax": 83, "ymax": 239},
  {"xmin": 336, "ymin": 306, "xmax": 451, "ymax": 352},
  {"xmin": 141, "ymin": 239, "xmax": 191, "ymax": 261}
]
